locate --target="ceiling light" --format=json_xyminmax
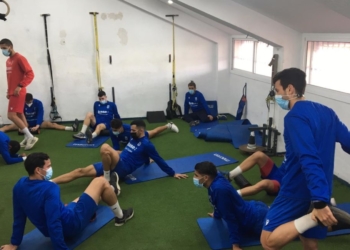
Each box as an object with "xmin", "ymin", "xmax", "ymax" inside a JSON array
[{"xmin": 168, "ymin": 0, "xmax": 173, "ymax": 4}]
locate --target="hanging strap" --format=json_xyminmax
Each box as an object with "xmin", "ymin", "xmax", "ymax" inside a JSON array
[
  {"xmin": 90, "ymin": 12, "xmax": 103, "ymax": 92},
  {"xmin": 0, "ymin": 0, "xmax": 10, "ymax": 21},
  {"xmin": 243, "ymin": 83, "xmax": 247, "ymax": 96}
]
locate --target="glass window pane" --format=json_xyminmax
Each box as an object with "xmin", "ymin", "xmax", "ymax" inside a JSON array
[
  {"xmin": 233, "ymin": 40, "xmax": 254, "ymax": 72},
  {"xmin": 255, "ymin": 42, "xmax": 274, "ymax": 77}
]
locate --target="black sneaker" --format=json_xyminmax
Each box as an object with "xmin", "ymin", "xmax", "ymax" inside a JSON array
[
  {"xmin": 189, "ymin": 120, "xmax": 200, "ymax": 127},
  {"xmin": 218, "ymin": 170, "xmax": 232, "ymax": 182},
  {"xmin": 110, "ymin": 172, "xmax": 121, "ymax": 196},
  {"xmin": 217, "ymin": 114, "xmax": 227, "ymax": 120},
  {"xmin": 86, "ymin": 129, "xmax": 93, "ymax": 144},
  {"xmin": 73, "ymin": 132, "xmax": 86, "ymax": 140},
  {"xmin": 115, "ymin": 208, "xmax": 134, "ymax": 226},
  {"xmin": 72, "ymin": 119, "xmax": 79, "ymax": 132}
]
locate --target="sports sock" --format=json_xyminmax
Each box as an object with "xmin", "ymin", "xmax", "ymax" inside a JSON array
[
  {"xmin": 294, "ymin": 214, "xmax": 318, "ymax": 234},
  {"xmin": 81, "ymin": 124, "xmax": 88, "ymax": 133},
  {"xmin": 110, "ymin": 201, "xmax": 124, "ymax": 218},
  {"xmin": 229, "ymin": 166, "xmax": 242, "ymax": 179},
  {"xmin": 22, "ymin": 127, "xmax": 34, "ymax": 139},
  {"xmin": 92, "ymin": 132, "xmax": 97, "ymax": 138},
  {"xmin": 104, "ymin": 170, "xmax": 110, "ymax": 181},
  {"xmin": 237, "ymin": 190, "xmax": 242, "ymax": 196},
  {"xmin": 65, "ymin": 126, "xmax": 73, "ymax": 131},
  {"xmin": 166, "ymin": 123, "xmax": 171, "ymax": 129}
]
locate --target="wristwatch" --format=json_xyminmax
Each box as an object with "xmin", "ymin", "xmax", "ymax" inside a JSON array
[
  {"xmin": 17, "ymin": 84, "xmax": 23, "ymax": 88},
  {"xmin": 313, "ymin": 201, "xmax": 327, "ymax": 209}
]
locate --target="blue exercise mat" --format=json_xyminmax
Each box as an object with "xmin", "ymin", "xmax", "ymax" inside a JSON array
[
  {"xmin": 125, "ymin": 152, "xmax": 238, "ymax": 184},
  {"xmin": 198, "ymin": 203, "xmax": 350, "ymax": 250},
  {"xmin": 19, "ymin": 205, "xmax": 114, "ymax": 250},
  {"xmin": 66, "ymin": 136, "xmax": 109, "ymax": 148},
  {"xmin": 228, "ymin": 124, "xmax": 262, "ymax": 149},
  {"xmin": 190, "ymin": 120, "xmax": 219, "ymax": 133},
  {"xmin": 205, "ymin": 120, "xmax": 251, "ymax": 142}
]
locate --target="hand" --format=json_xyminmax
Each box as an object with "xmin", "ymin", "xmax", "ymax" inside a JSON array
[
  {"xmin": 13, "ymin": 87, "xmax": 21, "ymax": 96},
  {"xmin": 20, "ymin": 153, "xmax": 26, "ymax": 157},
  {"xmin": 208, "ymin": 212, "xmax": 214, "ymax": 218},
  {"xmin": 6, "ymin": 94, "xmax": 9, "ymax": 99},
  {"xmin": 207, "ymin": 115, "xmax": 213, "ymax": 121},
  {"xmin": 30, "ymin": 125, "xmax": 40, "ymax": 132},
  {"xmin": 233, "ymin": 244, "xmax": 242, "ymax": 250},
  {"xmin": 173, "ymin": 173, "xmax": 188, "ymax": 179},
  {"xmin": 1, "ymin": 244, "xmax": 18, "ymax": 250},
  {"xmin": 311, "ymin": 207, "xmax": 337, "ymax": 227},
  {"xmin": 149, "ymin": 158, "xmax": 154, "ymax": 163}
]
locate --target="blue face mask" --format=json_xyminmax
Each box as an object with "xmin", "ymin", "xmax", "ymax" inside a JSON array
[
  {"xmin": 275, "ymin": 95, "xmax": 290, "ymax": 110},
  {"xmin": 193, "ymin": 177, "xmax": 204, "ymax": 188},
  {"xmin": 112, "ymin": 131, "xmax": 120, "ymax": 136},
  {"xmin": 40, "ymin": 167, "xmax": 53, "ymax": 181},
  {"xmin": 189, "ymin": 90, "xmax": 195, "ymax": 95},
  {"xmin": 2, "ymin": 49, "xmax": 10, "ymax": 57},
  {"xmin": 100, "ymin": 100, "xmax": 107, "ymax": 104}
]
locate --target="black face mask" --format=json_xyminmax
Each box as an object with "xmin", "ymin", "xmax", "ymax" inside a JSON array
[{"xmin": 130, "ymin": 132, "xmax": 138, "ymax": 140}]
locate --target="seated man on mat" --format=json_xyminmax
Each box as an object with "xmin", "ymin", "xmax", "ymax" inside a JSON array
[
  {"xmin": 110, "ymin": 118, "xmax": 179, "ymax": 150},
  {"xmin": 52, "ymin": 119, "xmax": 188, "ymax": 195},
  {"xmin": 0, "ymin": 131, "xmax": 26, "ymax": 165},
  {"xmin": 0, "ymin": 93, "xmax": 79, "ymax": 136},
  {"xmin": 183, "ymin": 80, "xmax": 226, "ymax": 126},
  {"xmin": 222, "ymin": 151, "xmax": 285, "ymax": 197},
  {"xmin": 1, "ymin": 152, "xmax": 134, "ymax": 250},
  {"xmin": 194, "ymin": 161, "xmax": 350, "ymax": 250},
  {"xmin": 73, "ymin": 90, "xmax": 120, "ymax": 143}
]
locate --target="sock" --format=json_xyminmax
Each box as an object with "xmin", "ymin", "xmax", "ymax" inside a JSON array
[
  {"xmin": 65, "ymin": 126, "xmax": 73, "ymax": 131},
  {"xmin": 81, "ymin": 124, "xmax": 88, "ymax": 133},
  {"xmin": 237, "ymin": 190, "xmax": 242, "ymax": 196},
  {"xmin": 22, "ymin": 127, "xmax": 34, "ymax": 139},
  {"xmin": 92, "ymin": 132, "xmax": 97, "ymax": 138},
  {"xmin": 229, "ymin": 166, "xmax": 242, "ymax": 179},
  {"xmin": 104, "ymin": 170, "xmax": 110, "ymax": 181},
  {"xmin": 110, "ymin": 201, "xmax": 124, "ymax": 218},
  {"xmin": 166, "ymin": 123, "xmax": 171, "ymax": 129},
  {"xmin": 294, "ymin": 214, "xmax": 318, "ymax": 234}
]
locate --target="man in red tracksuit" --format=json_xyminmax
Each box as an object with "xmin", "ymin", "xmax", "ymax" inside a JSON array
[{"xmin": 0, "ymin": 38, "xmax": 38, "ymax": 150}]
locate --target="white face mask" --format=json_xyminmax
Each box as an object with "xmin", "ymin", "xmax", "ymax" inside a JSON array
[
  {"xmin": 26, "ymin": 103, "xmax": 33, "ymax": 107},
  {"xmin": 39, "ymin": 167, "xmax": 53, "ymax": 181}
]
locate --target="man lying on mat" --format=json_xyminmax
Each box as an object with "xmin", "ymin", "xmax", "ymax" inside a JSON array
[
  {"xmin": 52, "ymin": 119, "xmax": 188, "ymax": 195},
  {"xmin": 109, "ymin": 118, "xmax": 179, "ymax": 150},
  {"xmin": 73, "ymin": 90, "xmax": 120, "ymax": 144},
  {"xmin": 0, "ymin": 93, "xmax": 79, "ymax": 139},
  {"xmin": 183, "ymin": 80, "xmax": 226, "ymax": 126},
  {"xmin": 1, "ymin": 152, "xmax": 133, "ymax": 250},
  {"xmin": 194, "ymin": 161, "xmax": 350, "ymax": 250},
  {"xmin": 0, "ymin": 131, "xmax": 26, "ymax": 165},
  {"xmin": 220, "ymin": 151, "xmax": 285, "ymax": 197}
]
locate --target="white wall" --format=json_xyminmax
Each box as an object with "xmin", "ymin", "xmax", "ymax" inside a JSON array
[{"xmin": 0, "ymin": 0, "xmax": 228, "ymax": 122}]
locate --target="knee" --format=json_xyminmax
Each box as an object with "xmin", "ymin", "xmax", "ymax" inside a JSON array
[
  {"xmin": 86, "ymin": 112, "xmax": 94, "ymax": 119},
  {"xmin": 261, "ymin": 236, "xmax": 275, "ymax": 250},
  {"xmin": 253, "ymin": 151, "xmax": 266, "ymax": 160},
  {"xmin": 93, "ymin": 176, "xmax": 109, "ymax": 187},
  {"xmin": 100, "ymin": 143, "xmax": 111, "ymax": 154}
]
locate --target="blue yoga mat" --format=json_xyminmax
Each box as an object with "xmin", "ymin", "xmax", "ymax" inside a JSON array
[
  {"xmin": 204, "ymin": 120, "xmax": 251, "ymax": 142},
  {"xmin": 19, "ymin": 205, "xmax": 114, "ymax": 250},
  {"xmin": 198, "ymin": 203, "xmax": 350, "ymax": 250},
  {"xmin": 190, "ymin": 120, "xmax": 220, "ymax": 133},
  {"xmin": 228, "ymin": 124, "xmax": 262, "ymax": 149},
  {"xmin": 125, "ymin": 152, "xmax": 238, "ymax": 184},
  {"xmin": 66, "ymin": 136, "xmax": 109, "ymax": 148}
]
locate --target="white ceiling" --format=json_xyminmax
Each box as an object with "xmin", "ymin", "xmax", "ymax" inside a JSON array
[{"xmin": 231, "ymin": 0, "xmax": 350, "ymax": 33}]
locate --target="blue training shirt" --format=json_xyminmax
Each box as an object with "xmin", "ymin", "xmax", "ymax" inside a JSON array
[
  {"xmin": 280, "ymin": 101, "xmax": 350, "ymax": 202},
  {"xmin": 110, "ymin": 124, "xmax": 149, "ymax": 150},
  {"xmin": 0, "ymin": 131, "xmax": 23, "ymax": 165},
  {"xmin": 209, "ymin": 174, "xmax": 266, "ymax": 245},
  {"xmin": 11, "ymin": 177, "xmax": 81, "ymax": 249},
  {"xmin": 24, "ymin": 99, "xmax": 44, "ymax": 127},
  {"xmin": 93, "ymin": 101, "xmax": 120, "ymax": 126},
  {"xmin": 184, "ymin": 90, "xmax": 211, "ymax": 115},
  {"xmin": 119, "ymin": 135, "xmax": 175, "ymax": 176}
]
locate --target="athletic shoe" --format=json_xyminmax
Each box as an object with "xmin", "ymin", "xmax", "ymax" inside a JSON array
[
  {"xmin": 72, "ymin": 119, "xmax": 79, "ymax": 132},
  {"xmin": 168, "ymin": 122, "xmax": 179, "ymax": 133},
  {"xmin": 115, "ymin": 208, "xmax": 134, "ymax": 226},
  {"xmin": 189, "ymin": 120, "xmax": 200, "ymax": 127},
  {"xmin": 24, "ymin": 137, "xmax": 39, "ymax": 150},
  {"xmin": 20, "ymin": 138, "xmax": 27, "ymax": 148},
  {"xmin": 110, "ymin": 172, "xmax": 121, "ymax": 196},
  {"xmin": 218, "ymin": 170, "xmax": 232, "ymax": 182},
  {"xmin": 217, "ymin": 114, "xmax": 227, "ymax": 120},
  {"xmin": 73, "ymin": 132, "xmax": 86, "ymax": 140},
  {"xmin": 86, "ymin": 129, "xmax": 93, "ymax": 144}
]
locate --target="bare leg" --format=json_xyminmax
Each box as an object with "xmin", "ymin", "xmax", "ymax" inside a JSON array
[
  {"xmin": 0, "ymin": 123, "xmax": 18, "ymax": 132},
  {"xmin": 18, "ymin": 113, "xmax": 28, "ymax": 128},
  {"xmin": 8, "ymin": 112, "xmax": 27, "ymax": 130},
  {"xmin": 299, "ymin": 235, "xmax": 318, "ymax": 250},
  {"xmin": 100, "ymin": 143, "xmax": 120, "ymax": 172},
  {"xmin": 147, "ymin": 125, "xmax": 168, "ymax": 139},
  {"xmin": 93, "ymin": 123, "xmax": 106, "ymax": 137},
  {"xmin": 41, "ymin": 121, "xmax": 66, "ymax": 130},
  {"xmin": 239, "ymin": 151, "xmax": 269, "ymax": 172},
  {"xmin": 51, "ymin": 165, "xmax": 97, "ymax": 184},
  {"xmin": 261, "ymin": 224, "xmax": 300, "ymax": 250},
  {"xmin": 83, "ymin": 177, "xmax": 118, "ymax": 206},
  {"xmin": 83, "ymin": 112, "xmax": 96, "ymax": 127},
  {"xmin": 240, "ymin": 180, "xmax": 275, "ymax": 197}
]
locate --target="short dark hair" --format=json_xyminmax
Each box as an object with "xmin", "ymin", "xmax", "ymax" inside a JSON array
[
  {"xmin": 110, "ymin": 119, "xmax": 123, "ymax": 129},
  {"xmin": 0, "ymin": 38, "xmax": 13, "ymax": 47},
  {"xmin": 25, "ymin": 93, "xmax": 33, "ymax": 102},
  {"xmin": 24, "ymin": 153, "xmax": 50, "ymax": 175},
  {"xmin": 130, "ymin": 119, "xmax": 146, "ymax": 130},
  {"xmin": 188, "ymin": 81, "xmax": 196, "ymax": 88},
  {"xmin": 98, "ymin": 91, "xmax": 106, "ymax": 97},
  {"xmin": 9, "ymin": 141, "xmax": 20, "ymax": 155},
  {"xmin": 273, "ymin": 68, "xmax": 306, "ymax": 97},
  {"xmin": 194, "ymin": 161, "xmax": 218, "ymax": 178}
]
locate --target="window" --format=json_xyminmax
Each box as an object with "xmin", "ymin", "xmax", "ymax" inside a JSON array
[
  {"xmin": 306, "ymin": 41, "xmax": 350, "ymax": 93},
  {"xmin": 232, "ymin": 39, "xmax": 273, "ymax": 77}
]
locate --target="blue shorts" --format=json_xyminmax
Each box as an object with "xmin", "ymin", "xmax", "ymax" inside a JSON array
[
  {"xmin": 91, "ymin": 122, "xmax": 111, "ymax": 130},
  {"xmin": 243, "ymin": 201, "xmax": 269, "ymax": 236},
  {"xmin": 263, "ymin": 195, "xmax": 327, "ymax": 239},
  {"xmin": 27, "ymin": 121, "xmax": 37, "ymax": 128},
  {"xmin": 93, "ymin": 159, "xmax": 131, "ymax": 180},
  {"xmin": 63, "ymin": 193, "xmax": 98, "ymax": 238}
]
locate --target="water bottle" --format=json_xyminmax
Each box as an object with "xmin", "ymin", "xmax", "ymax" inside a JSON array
[{"xmin": 0, "ymin": 115, "xmax": 3, "ymax": 127}]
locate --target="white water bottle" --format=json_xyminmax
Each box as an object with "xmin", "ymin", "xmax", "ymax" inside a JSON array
[{"xmin": 0, "ymin": 115, "xmax": 3, "ymax": 127}]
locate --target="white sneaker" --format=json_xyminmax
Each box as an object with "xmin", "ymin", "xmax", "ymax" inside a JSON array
[
  {"xmin": 20, "ymin": 138, "xmax": 27, "ymax": 148},
  {"xmin": 24, "ymin": 137, "xmax": 39, "ymax": 150},
  {"xmin": 168, "ymin": 122, "xmax": 179, "ymax": 133}
]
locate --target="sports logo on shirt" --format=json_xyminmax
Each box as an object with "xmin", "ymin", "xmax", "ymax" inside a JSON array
[
  {"xmin": 137, "ymin": 142, "xmax": 141, "ymax": 146},
  {"xmin": 265, "ymin": 219, "xmax": 270, "ymax": 226},
  {"xmin": 195, "ymin": 97, "xmax": 197, "ymax": 101},
  {"xmin": 107, "ymin": 105, "xmax": 110, "ymax": 109}
]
